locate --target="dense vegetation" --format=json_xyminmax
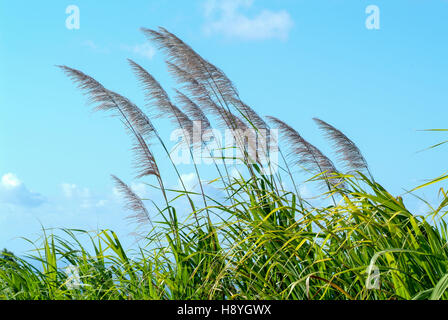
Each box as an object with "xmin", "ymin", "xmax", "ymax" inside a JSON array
[{"xmin": 1, "ymin": 28, "xmax": 447, "ymax": 300}]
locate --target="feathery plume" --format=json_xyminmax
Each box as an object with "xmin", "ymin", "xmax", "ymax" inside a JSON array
[
  {"xmin": 175, "ymin": 89, "xmax": 212, "ymax": 147},
  {"xmin": 230, "ymin": 97, "xmax": 271, "ymax": 162},
  {"xmin": 57, "ymin": 65, "xmax": 116, "ymax": 112},
  {"xmin": 128, "ymin": 59, "xmax": 171, "ymax": 116},
  {"xmin": 221, "ymin": 109, "xmax": 247, "ymax": 131},
  {"xmin": 141, "ymin": 27, "xmax": 238, "ymax": 103},
  {"xmin": 141, "ymin": 28, "xmax": 207, "ymax": 82},
  {"xmin": 108, "ymin": 91, "xmax": 156, "ymax": 140},
  {"xmin": 141, "ymin": 28, "xmax": 262, "ymax": 160},
  {"xmin": 166, "ymin": 61, "xmax": 209, "ymax": 101},
  {"xmin": 58, "ymin": 65, "xmax": 160, "ymax": 180},
  {"xmin": 58, "ymin": 65, "xmax": 155, "ymax": 138},
  {"xmin": 130, "ymin": 131, "xmax": 160, "ymax": 179},
  {"xmin": 128, "ymin": 59, "xmax": 209, "ymax": 213},
  {"xmin": 174, "ymin": 89, "xmax": 212, "ymax": 137},
  {"xmin": 267, "ymin": 116, "xmax": 340, "ymax": 186},
  {"xmin": 142, "ymin": 28, "xmax": 253, "ymax": 142},
  {"xmin": 166, "ymin": 62, "xmax": 229, "ymax": 130},
  {"xmin": 128, "ymin": 59, "xmax": 194, "ymax": 140},
  {"xmin": 313, "ymin": 118, "xmax": 369, "ymax": 174},
  {"xmin": 111, "ymin": 175, "xmax": 151, "ymax": 227},
  {"xmin": 230, "ymin": 97, "xmax": 268, "ymax": 132}
]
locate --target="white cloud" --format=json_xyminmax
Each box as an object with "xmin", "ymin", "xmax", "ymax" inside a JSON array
[
  {"xmin": 96, "ymin": 199, "xmax": 107, "ymax": 207},
  {"xmin": 82, "ymin": 40, "xmax": 110, "ymax": 54},
  {"xmin": 83, "ymin": 40, "xmax": 99, "ymax": 50},
  {"xmin": 133, "ymin": 43, "xmax": 156, "ymax": 60},
  {"xmin": 61, "ymin": 183, "xmax": 77, "ymax": 198},
  {"xmin": 112, "ymin": 186, "xmax": 122, "ymax": 199},
  {"xmin": 61, "ymin": 183, "xmax": 106, "ymax": 209},
  {"xmin": 178, "ymin": 173, "xmax": 198, "ymax": 191},
  {"xmin": 122, "ymin": 43, "xmax": 156, "ymax": 60},
  {"xmin": 61, "ymin": 183, "xmax": 90, "ymax": 199},
  {"xmin": 131, "ymin": 182, "xmax": 151, "ymax": 199},
  {"xmin": 82, "ymin": 40, "xmax": 154, "ymax": 59},
  {"xmin": 1, "ymin": 173, "xmax": 21, "ymax": 189},
  {"xmin": 203, "ymin": 0, "xmax": 293, "ymax": 41},
  {"xmin": 0, "ymin": 173, "xmax": 45, "ymax": 207}
]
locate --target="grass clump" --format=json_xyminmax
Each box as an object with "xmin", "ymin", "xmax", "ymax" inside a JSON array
[{"xmin": 1, "ymin": 27, "xmax": 448, "ymax": 300}]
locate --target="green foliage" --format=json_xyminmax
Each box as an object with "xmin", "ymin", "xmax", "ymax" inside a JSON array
[
  {"xmin": 1, "ymin": 173, "xmax": 447, "ymax": 300},
  {"xmin": 0, "ymin": 249, "xmax": 16, "ymax": 263}
]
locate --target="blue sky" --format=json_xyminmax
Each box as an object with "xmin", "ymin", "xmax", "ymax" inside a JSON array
[{"xmin": 1, "ymin": 0, "xmax": 447, "ymax": 254}]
